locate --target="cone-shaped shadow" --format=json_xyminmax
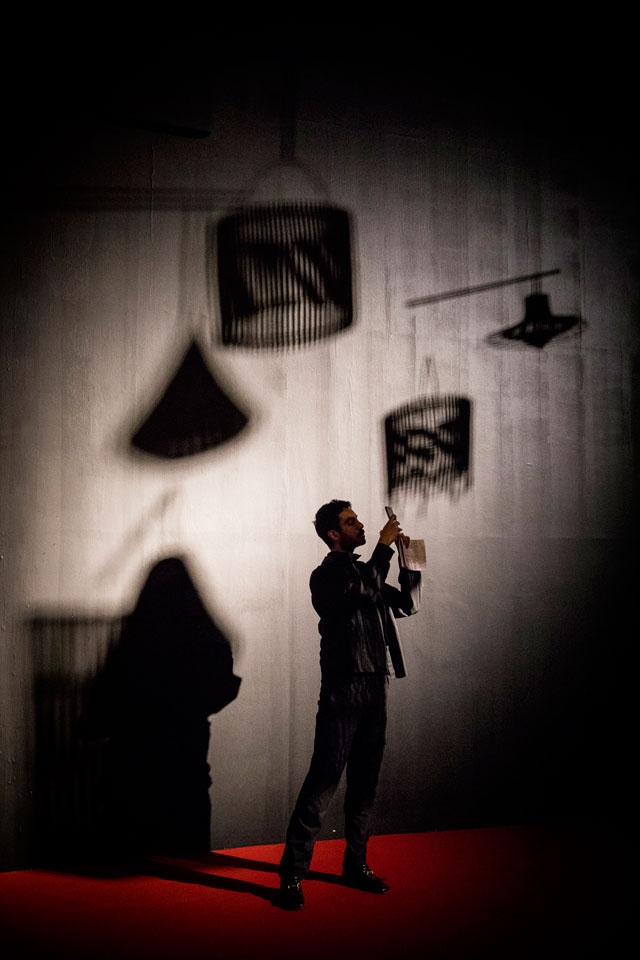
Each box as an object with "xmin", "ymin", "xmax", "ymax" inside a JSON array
[
  {"xmin": 131, "ymin": 339, "xmax": 249, "ymax": 458},
  {"xmin": 486, "ymin": 293, "xmax": 583, "ymax": 349}
]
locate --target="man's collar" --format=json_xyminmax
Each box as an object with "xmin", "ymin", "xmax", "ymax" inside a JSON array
[{"xmin": 324, "ymin": 550, "xmax": 360, "ymax": 563}]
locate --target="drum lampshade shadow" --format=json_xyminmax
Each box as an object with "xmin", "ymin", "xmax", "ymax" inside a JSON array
[
  {"xmin": 384, "ymin": 395, "xmax": 472, "ymax": 500},
  {"xmin": 215, "ymin": 202, "xmax": 353, "ymax": 348}
]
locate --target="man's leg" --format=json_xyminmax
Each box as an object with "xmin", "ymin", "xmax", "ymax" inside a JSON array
[
  {"xmin": 342, "ymin": 676, "xmax": 388, "ymax": 889},
  {"xmin": 279, "ymin": 680, "xmax": 361, "ymax": 879}
]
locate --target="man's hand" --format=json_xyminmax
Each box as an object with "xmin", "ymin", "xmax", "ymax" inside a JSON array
[{"xmin": 379, "ymin": 513, "xmax": 405, "ymax": 547}]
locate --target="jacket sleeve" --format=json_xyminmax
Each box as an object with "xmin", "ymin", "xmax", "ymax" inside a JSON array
[
  {"xmin": 310, "ymin": 542, "xmax": 394, "ymax": 619},
  {"xmin": 382, "ymin": 563, "xmax": 422, "ymax": 618}
]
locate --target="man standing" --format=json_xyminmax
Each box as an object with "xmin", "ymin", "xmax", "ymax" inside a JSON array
[{"xmin": 278, "ymin": 500, "xmax": 421, "ymax": 909}]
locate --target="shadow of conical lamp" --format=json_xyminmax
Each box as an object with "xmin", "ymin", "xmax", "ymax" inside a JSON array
[
  {"xmin": 131, "ymin": 339, "xmax": 249, "ymax": 458},
  {"xmin": 487, "ymin": 292, "xmax": 583, "ymax": 349}
]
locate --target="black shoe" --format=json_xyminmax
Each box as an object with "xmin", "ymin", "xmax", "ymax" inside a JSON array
[
  {"xmin": 341, "ymin": 863, "xmax": 389, "ymax": 894},
  {"xmin": 278, "ymin": 875, "xmax": 304, "ymax": 910}
]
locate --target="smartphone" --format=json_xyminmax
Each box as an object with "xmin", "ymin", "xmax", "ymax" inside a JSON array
[{"xmin": 385, "ymin": 506, "xmax": 406, "ymax": 564}]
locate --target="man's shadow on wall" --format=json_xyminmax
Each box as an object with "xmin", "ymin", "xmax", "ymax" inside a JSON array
[{"xmin": 30, "ymin": 556, "xmax": 241, "ymax": 868}]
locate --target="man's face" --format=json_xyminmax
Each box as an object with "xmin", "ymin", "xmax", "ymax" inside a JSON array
[{"xmin": 332, "ymin": 507, "xmax": 366, "ymax": 552}]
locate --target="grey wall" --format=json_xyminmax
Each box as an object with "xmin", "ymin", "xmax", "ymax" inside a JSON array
[{"xmin": 1, "ymin": 31, "xmax": 637, "ymax": 869}]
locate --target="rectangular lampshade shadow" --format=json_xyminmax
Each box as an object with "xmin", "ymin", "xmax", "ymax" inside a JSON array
[
  {"xmin": 215, "ymin": 202, "xmax": 353, "ymax": 348},
  {"xmin": 384, "ymin": 395, "xmax": 472, "ymax": 499}
]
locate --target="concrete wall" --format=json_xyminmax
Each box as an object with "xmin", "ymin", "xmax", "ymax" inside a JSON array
[{"xmin": 1, "ymin": 33, "xmax": 637, "ymax": 869}]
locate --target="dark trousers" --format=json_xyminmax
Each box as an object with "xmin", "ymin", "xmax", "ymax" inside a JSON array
[{"xmin": 279, "ymin": 674, "xmax": 387, "ymax": 878}]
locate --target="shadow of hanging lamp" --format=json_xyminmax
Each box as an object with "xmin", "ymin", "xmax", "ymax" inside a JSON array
[
  {"xmin": 486, "ymin": 290, "xmax": 582, "ymax": 348},
  {"xmin": 212, "ymin": 63, "xmax": 353, "ymax": 349},
  {"xmin": 406, "ymin": 269, "xmax": 584, "ymax": 349},
  {"xmin": 383, "ymin": 358, "xmax": 472, "ymax": 502},
  {"xmin": 131, "ymin": 339, "xmax": 249, "ymax": 459}
]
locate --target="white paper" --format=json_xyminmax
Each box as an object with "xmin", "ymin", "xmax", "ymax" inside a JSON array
[{"xmin": 400, "ymin": 539, "xmax": 426, "ymax": 570}]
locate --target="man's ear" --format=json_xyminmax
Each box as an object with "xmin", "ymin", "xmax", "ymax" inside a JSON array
[{"xmin": 327, "ymin": 528, "xmax": 340, "ymax": 546}]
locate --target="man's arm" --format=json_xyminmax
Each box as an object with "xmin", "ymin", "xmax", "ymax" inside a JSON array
[
  {"xmin": 310, "ymin": 516, "xmax": 411, "ymax": 618},
  {"xmin": 310, "ymin": 541, "xmax": 394, "ymax": 619}
]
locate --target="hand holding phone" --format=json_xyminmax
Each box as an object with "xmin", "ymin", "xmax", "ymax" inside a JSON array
[
  {"xmin": 381, "ymin": 506, "xmax": 406, "ymax": 562},
  {"xmin": 384, "ymin": 506, "xmax": 409, "ymax": 566}
]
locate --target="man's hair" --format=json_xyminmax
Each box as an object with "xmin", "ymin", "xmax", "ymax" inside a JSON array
[{"xmin": 313, "ymin": 499, "xmax": 351, "ymax": 547}]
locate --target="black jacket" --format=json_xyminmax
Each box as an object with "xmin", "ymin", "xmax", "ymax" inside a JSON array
[{"xmin": 309, "ymin": 542, "xmax": 421, "ymax": 681}]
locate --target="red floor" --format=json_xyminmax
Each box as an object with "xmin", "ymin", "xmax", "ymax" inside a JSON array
[{"xmin": 0, "ymin": 824, "xmax": 627, "ymax": 959}]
